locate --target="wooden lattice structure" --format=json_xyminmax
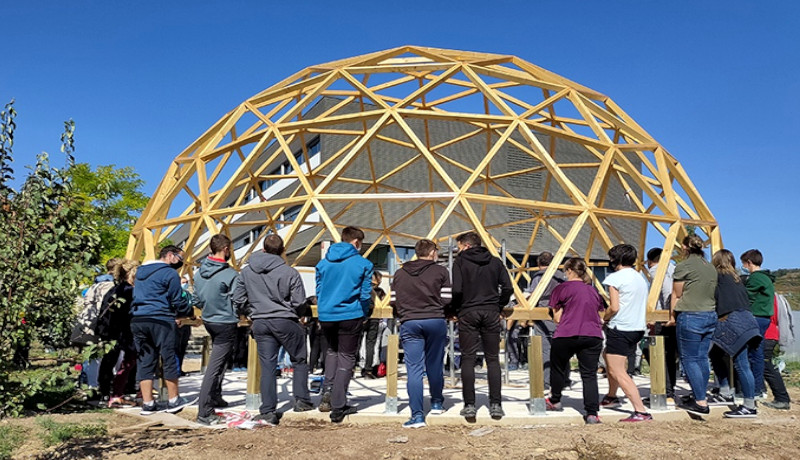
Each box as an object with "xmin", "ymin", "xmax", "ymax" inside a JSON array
[{"xmin": 127, "ymin": 46, "xmax": 720, "ymax": 320}]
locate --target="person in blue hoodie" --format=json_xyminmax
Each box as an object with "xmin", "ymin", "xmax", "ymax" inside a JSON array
[
  {"xmin": 315, "ymin": 226, "xmax": 373, "ymax": 423},
  {"xmin": 193, "ymin": 235, "xmax": 240, "ymax": 426},
  {"xmin": 232, "ymin": 233, "xmax": 313, "ymax": 427},
  {"xmin": 131, "ymin": 245, "xmax": 194, "ymax": 415}
]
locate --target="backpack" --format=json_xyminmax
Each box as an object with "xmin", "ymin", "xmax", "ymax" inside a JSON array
[
  {"xmin": 70, "ymin": 280, "xmax": 116, "ymax": 346},
  {"xmin": 775, "ymin": 293, "xmax": 796, "ymax": 349}
]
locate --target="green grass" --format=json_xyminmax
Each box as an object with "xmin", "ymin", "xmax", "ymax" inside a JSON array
[
  {"xmin": 0, "ymin": 426, "xmax": 25, "ymax": 460},
  {"xmin": 36, "ymin": 417, "xmax": 107, "ymax": 447}
]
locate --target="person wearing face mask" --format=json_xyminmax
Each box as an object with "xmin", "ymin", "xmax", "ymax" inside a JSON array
[
  {"xmin": 131, "ymin": 245, "xmax": 195, "ymax": 415},
  {"xmin": 193, "ymin": 235, "xmax": 240, "ymax": 425}
]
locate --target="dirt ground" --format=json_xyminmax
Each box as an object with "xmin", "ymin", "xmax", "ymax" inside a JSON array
[{"xmin": 5, "ymin": 394, "xmax": 799, "ymax": 460}]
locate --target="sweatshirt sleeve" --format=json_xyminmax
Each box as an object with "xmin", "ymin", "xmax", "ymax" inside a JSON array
[
  {"xmin": 440, "ymin": 268, "xmax": 453, "ymax": 308},
  {"xmin": 232, "ymin": 272, "xmax": 250, "ymax": 316},
  {"xmin": 290, "ymin": 269, "xmax": 307, "ymax": 315},
  {"xmin": 168, "ymin": 272, "xmax": 191, "ymax": 317},
  {"xmin": 359, "ymin": 262, "xmax": 374, "ymax": 317},
  {"xmin": 497, "ymin": 259, "xmax": 513, "ymax": 308},
  {"xmin": 452, "ymin": 258, "xmax": 463, "ymax": 311}
]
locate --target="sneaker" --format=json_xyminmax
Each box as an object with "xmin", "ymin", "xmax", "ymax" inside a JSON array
[
  {"xmin": 600, "ymin": 395, "xmax": 621, "ymax": 408},
  {"xmin": 294, "ymin": 399, "xmax": 315, "ymax": 412},
  {"xmin": 507, "ymin": 364, "xmax": 519, "ymax": 371},
  {"xmin": 584, "ymin": 414, "xmax": 602, "ymax": 425},
  {"xmin": 402, "ymin": 415, "xmax": 426, "ymax": 428},
  {"xmin": 489, "ymin": 403, "xmax": 505, "ymax": 420},
  {"xmin": 165, "ymin": 396, "xmax": 198, "ymax": 414},
  {"xmin": 459, "ymin": 404, "xmax": 477, "ymax": 421},
  {"xmin": 330, "ymin": 405, "xmax": 358, "ymax": 423},
  {"xmin": 253, "ymin": 411, "xmax": 282, "ymax": 426},
  {"xmin": 756, "ymin": 392, "xmax": 769, "ymax": 401},
  {"xmin": 196, "ymin": 413, "xmax": 225, "ymax": 426},
  {"xmin": 680, "ymin": 400, "xmax": 710, "ymax": 416},
  {"xmin": 707, "ymin": 392, "xmax": 734, "ymax": 405},
  {"xmin": 763, "ymin": 400, "xmax": 791, "ymax": 410},
  {"xmin": 318, "ymin": 392, "xmax": 332, "ymax": 412},
  {"xmin": 429, "ymin": 401, "xmax": 445, "ymax": 415},
  {"xmin": 140, "ymin": 401, "xmax": 160, "ymax": 416},
  {"xmin": 620, "ymin": 411, "xmax": 653, "ymax": 422},
  {"xmin": 213, "ymin": 398, "xmax": 229, "ymax": 408},
  {"xmin": 723, "ymin": 405, "xmax": 757, "ymax": 418},
  {"xmin": 361, "ymin": 371, "xmax": 377, "ymax": 380},
  {"xmin": 545, "ymin": 398, "xmax": 563, "ymax": 412}
]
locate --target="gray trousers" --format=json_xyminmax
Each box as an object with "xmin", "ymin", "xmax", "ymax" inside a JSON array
[
  {"xmin": 198, "ymin": 321, "xmax": 237, "ymax": 417},
  {"xmin": 533, "ymin": 320, "xmax": 556, "ymax": 387},
  {"xmin": 321, "ymin": 318, "xmax": 364, "ymax": 410},
  {"xmin": 252, "ymin": 318, "xmax": 311, "ymax": 415}
]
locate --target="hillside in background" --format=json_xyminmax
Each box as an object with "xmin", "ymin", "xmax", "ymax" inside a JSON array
[{"xmin": 775, "ymin": 268, "xmax": 800, "ymax": 310}]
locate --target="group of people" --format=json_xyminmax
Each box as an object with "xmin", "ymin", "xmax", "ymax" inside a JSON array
[{"xmin": 83, "ymin": 226, "xmax": 791, "ymax": 428}]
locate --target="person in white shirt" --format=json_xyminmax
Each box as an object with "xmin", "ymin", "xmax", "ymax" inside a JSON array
[{"xmin": 600, "ymin": 244, "xmax": 652, "ymax": 422}]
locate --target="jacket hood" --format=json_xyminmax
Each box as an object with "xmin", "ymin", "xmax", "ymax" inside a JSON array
[
  {"xmin": 755, "ymin": 270, "xmax": 776, "ymax": 282},
  {"xmin": 199, "ymin": 257, "xmax": 230, "ymax": 279},
  {"xmin": 136, "ymin": 262, "xmax": 173, "ymax": 281},
  {"xmin": 460, "ymin": 247, "xmax": 493, "ymax": 266},
  {"xmin": 401, "ymin": 259, "xmax": 437, "ymax": 277},
  {"xmin": 95, "ymin": 273, "xmax": 114, "ymax": 283},
  {"xmin": 248, "ymin": 251, "xmax": 286, "ymax": 274},
  {"xmin": 534, "ymin": 268, "xmax": 566, "ymax": 282},
  {"xmin": 325, "ymin": 242, "xmax": 360, "ymax": 263}
]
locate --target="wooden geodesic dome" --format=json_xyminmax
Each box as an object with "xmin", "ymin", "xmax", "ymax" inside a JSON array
[{"xmin": 128, "ymin": 46, "xmax": 720, "ymax": 319}]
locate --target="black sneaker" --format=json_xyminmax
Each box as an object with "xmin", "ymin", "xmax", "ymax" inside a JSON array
[
  {"xmin": 140, "ymin": 401, "xmax": 161, "ymax": 416},
  {"xmin": 707, "ymin": 392, "xmax": 734, "ymax": 406},
  {"xmin": 213, "ymin": 398, "xmax": 229, "ymax": 408},
  {"xmin": 294, "ymin": 399, "xmax": 315, "ymax": 412},
  {"xmin": 723, "ymin": 405, "xmax": 757, "ymax": 418},
  {"xmin": 680, "ymin": 400, "xmax": 710, "ymax": 416},
  {"xmin": 763, "ymin": 400, "xmax": 791, "ymax": 410},
  {"xmin": 318, "ymin": 392, "xmax": 332, "ymax": 412},
  {"xmin": 460, "ymin": 404, "xmax": 477, "ymax": 421},
  {"xmin": 165, "ymin": 396, "xmax": 198, "ymax": 414},
  {"xmin": 600, "ymin": 395, "xmax": 622, "ymax": 408},
  {"xmin": 489, "ymin": 403, "xmax": 505, "ymax": 420},
  {"xmin": 196, "ymin": 413, "xmax": 225, "ymax": 426},
  {"xmin": 330, "ymin": 405, "xmax": 358, "ymax": 423},
  {"xmin": 253, "ymin": 411, "xmax": 282, "ymax": 426}
]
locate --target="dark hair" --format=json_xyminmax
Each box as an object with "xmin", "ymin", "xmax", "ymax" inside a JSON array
[
  {"xmin": 537, "ymin": 251, "xmax": 554, "ymax": 267},
  {"xmin": 564, "ymin": 257, "xmax": 591, "ymax": 284},
  {"xmin": 456, "ymin": 231, "xmax": 481, "ymax": 248},
  {"xmin": 209, "ymin": 234, "xmax": 231, "ymax": 254},
  {"xmin": 646, "ymin": 247, "xmax": 662, "ymax": 263},
  {"xmin": 415, "ymin": 239, "xmax": 438, "ymax": 258},
  {"xmin": 159, "ymin": 245, "xmax": 183, "ymax": 259},
  {"xmin": 608, "ymin": 244, "xmax": 637, "ymax": 268},
  {"xmin": 682, "ymin": 235, "xmax": 705, "ymax": 257},
  {"xmin": 740, "ymin": 249, "xmax": 763, "ymax": 267},
  {"xmin": 263, "ymin": 234, "xmax": 285, "ymax": 255},
  {"xmin": 341, "ymin": 226, "xmax": 365, "ymax": 243}
]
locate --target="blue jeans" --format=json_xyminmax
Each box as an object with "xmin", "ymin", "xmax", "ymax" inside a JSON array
[
  {"xmin": 677, "ymin": 311, "xmax": 716, "ymax": 402},
  {"xmin": 400, "ymin": 318, "xmax": 447, "ymax": 419},
  {"xmin": 732, "ymin": 342, "xmax": 756, "ymax": 400},
  {"xmin": 748, "ymin": 316, "xmax": 770, "ymax": 394}
]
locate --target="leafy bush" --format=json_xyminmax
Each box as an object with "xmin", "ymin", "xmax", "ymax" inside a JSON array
[{"xmin": 36, "ymin": 417, "xmax": 107, "ymax": 447}]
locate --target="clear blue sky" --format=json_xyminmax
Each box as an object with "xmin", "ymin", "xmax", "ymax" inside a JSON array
[{"xmin": 2, "ymin": 2, "xmax": 798, "ymax": 269}]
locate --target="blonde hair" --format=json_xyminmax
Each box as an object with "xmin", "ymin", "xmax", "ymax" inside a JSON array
[
  {"xmin": 712, "ymin": 249, "xmax": 740, "ymax": 283},
  {"xmin": 114, "ymin": 259, "xmax": 141, "ymax": 285},
  {"xmin": 683, "ymin": 234, "xmax": 705, "ymax": 257},
  {"xmin": 564, "ymin": 257, "xmax": 592, "ymax": 284}
]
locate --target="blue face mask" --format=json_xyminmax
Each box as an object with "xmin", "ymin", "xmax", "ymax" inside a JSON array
[{"xmin": 740, "ymin": 266, "xmax": 750, "ymax": 275}]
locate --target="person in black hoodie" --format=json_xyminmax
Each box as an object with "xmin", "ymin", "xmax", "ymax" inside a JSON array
[
  {"xmin": 452, "ymin": 231, "xmax": 513, "ymax": 421},
  {"xmin": 232, "ymin": 234, "xmax": 313, "ymax": 426},
  {"xmin": 390, "ymin": 239, "xmax": 452, "ymax": 428},
  {"xmin": 193, "ymin": 234, "xmax": 240, "ymax": 425}
]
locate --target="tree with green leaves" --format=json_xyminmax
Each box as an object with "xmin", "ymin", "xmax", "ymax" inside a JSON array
[
  {"xmin": 0, "ymin": 100, "xmax": 102, "ymax": 417},
  {"xmin": 69, "ymin": 163, "xmax": 148, "ymax": 263}
]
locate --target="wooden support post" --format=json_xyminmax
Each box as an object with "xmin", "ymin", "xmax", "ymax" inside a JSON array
[
  {"xmin": 648, "ymin": 335, "xmax": 667, "ymax": 411},
  {"xmin": 528, "ymin": 335, "xmax": 546, "ymax": 415},
  {"xmin": 385, "ymin": 333, "xmax": 399, "ymax": 413},
  {"xmin": 245, "ymin": 335, "xmax": 261, "ymax": 410},
  {"xmin": 200, "ymin": 335, "xmax": 212, "ymax": 374}
]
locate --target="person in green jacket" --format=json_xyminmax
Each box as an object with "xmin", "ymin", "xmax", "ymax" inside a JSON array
[{"xmin": 740, "ymin": 249, "xmax": 775, "ymax": 397}]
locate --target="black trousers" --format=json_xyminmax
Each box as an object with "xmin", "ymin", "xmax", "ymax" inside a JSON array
[
  {"xmin": 321, "ymin": 318, "xmax": 364, "ymax": 409},
  {"xmin": 550, "ymin": 336, "xmax": 603, "ymax": 416},
  {"xmin": 175, "ymin": 324, "xmax": 192, "ymax": 371},
  {"xmin": 308, "ymin": 319, "xmax": 328, "ymax": 371},
  {"xmin": 458, "ymin": 309, "xmax": 503, "ymax": 406},
  {"xmin": 198, "ymin": 322, "xmax": 237, "ymax": 417},
  {"xmin": 764, "ymin": 339, "xmax": 791, "ymax": 403},
  {"xmin": 361, "ymin": 318, "xmax": 381, "ymax": 372}
]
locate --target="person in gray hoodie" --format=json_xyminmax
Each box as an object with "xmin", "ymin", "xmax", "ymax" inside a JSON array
[
  {"xmin": 193, "ymin": 234, "xmax": 239, "ymax": 426},
  {"xmin": 232, "ymin": 233, "xmax": 313, "ymax": 426}
]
